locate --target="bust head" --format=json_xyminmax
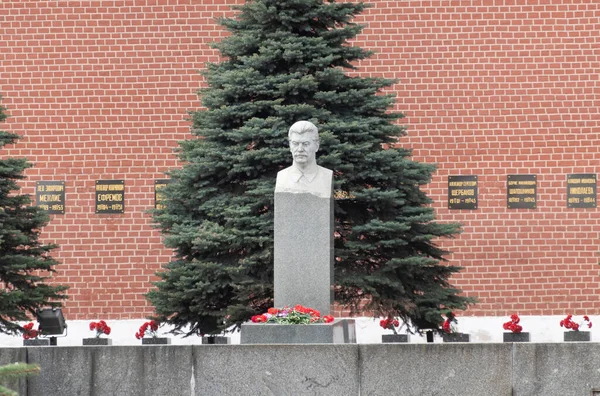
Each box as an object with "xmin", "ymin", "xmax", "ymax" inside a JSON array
[{"xmin": 288, "ymin": 121, "xmax": 319, "ymax": 169}]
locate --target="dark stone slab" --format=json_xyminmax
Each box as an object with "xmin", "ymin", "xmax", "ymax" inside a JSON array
[
  {"xmin": 442, "ymin": 333, "xmax": 471, "ymax": 343},
  {"xmin": 23, "ymin": 339, "xmax": 50, "ymax": 346},
  {"xmin": 503, "ymin": 332, "xmax": 530, "ymax": 342},
  {"xmin": 141, "ymin": 337, "xmax": 171, "ymax": 345},
  {"xmin": 382, "ymin": 334, "xmax": 408, "ymax": 343},
  {"xmin": 201, "ymin": 336, "xmax": 230, "ymax": 344},
  {"xmin": 564, "ymin": 331, "xmax": 590, "ymax": 342},
  {"xmin": 240, "ymin": 319, "xmax": 355, "ymax": 344},
  {"xmin": 83, "ymin": 338, "xmax": 112, "ymax": 346}
]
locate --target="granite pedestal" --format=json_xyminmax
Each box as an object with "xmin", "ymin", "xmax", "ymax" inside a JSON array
[
  {"xmin": 240, "ymin": 319, "xmax": 355, "ymax": 344},
  {"xmin": 274, "ymin": 190, "xmax": 333, "ymax": 316}
]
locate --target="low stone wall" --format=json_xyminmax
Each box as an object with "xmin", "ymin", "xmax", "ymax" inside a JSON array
[{"xmin": 5, "ymin": 343, "xmax": 600, "ymax": 395}]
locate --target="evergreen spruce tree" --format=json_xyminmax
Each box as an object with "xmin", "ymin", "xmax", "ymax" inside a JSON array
[
  {"xmin": 0, "ymin": 98, "xmax": 68, "ymax": 335},
  {"xmin": 0, "ymin": 362, "xmax": 39, "ymax": 396},
  {"xmin": 149, "ymin": 0, "xmax": 474, "ymax": 336}
]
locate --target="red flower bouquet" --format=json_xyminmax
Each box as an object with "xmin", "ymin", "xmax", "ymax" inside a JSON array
[
  {"xmin": 560, "ymin": 314, "xmax": 592, "ymax": 331},
  {"xmin": 89, "ymin": 320, "xmax": 111, "ymax": 338},
  {"xmin": 442, "ymin": 312, "xmax": 458, "ymax": 334},
  {"xmin": 251, "ymin": 305, "xmax": 334, "ymax": 325},
  {"xmin": 503, "ymin": 314, "xmax": 523, "ymax": 333},
  {"xmin": 135, "ymin": 320, "xmax": 160, "ymax": 339},
  {"xmin": 22, "ymin": 323, "xmax": 40, "ymax": 340},
  {"xmin": 379, "ymin": 316, "xmax": 401, "ymax": 334}
]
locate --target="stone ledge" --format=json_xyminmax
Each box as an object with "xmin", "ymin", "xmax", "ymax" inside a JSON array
[{"xmin": 240, "ymin": 318, "xmax": 355, "ymax": 344}]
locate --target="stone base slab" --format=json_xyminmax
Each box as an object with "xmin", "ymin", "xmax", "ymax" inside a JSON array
[
  {"xmin": 442, "ymin": 333, "xmax": 471, "ymax": 343},
  {"xmin": 564, "ymin": 331, "xmax": 590, "ymax": 342},
  {"xmin": 141, "ymin": 337, "xmax": 171, "ymax": 345},
  {"xmin": 382, "ymin": 334, "xmax": 408, "ymax": 343},
  {"xmin": 503, "ymin": 332, "xmax": 530, "ymax": 342},
  {"xmin": 23, "ymin": 339, "xmax": 50, "ymax": 347},
  {"xmin": 240, "ymin": 319, "xmax": 355, "ymax": 344},
  {"xmin": 83, "ymin": 338, "xmax": 112, "ymax": 346},
  {"xmin": 201, "ymin": 336, "xmax": 230, "ymax": 345}
]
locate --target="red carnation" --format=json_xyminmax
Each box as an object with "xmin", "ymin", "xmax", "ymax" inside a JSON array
[
  {"xmin": 136, "ymin": 320, "xmax": 160, "ymax": 339},
  {"xmin": 89, "ymin": 320, "xmax": 111, "ymax": 337},
  {"xmin": 251, "ymin": 314, "xmax": 268, "ymax": 323},
  {"xmin": 379, "ymin": 316, "xmax": 400, "ymax": 334},
  {"xmin": 560, "ymin": 314, "xmax": 592, "ymax": 332},
  {"xmin": 22, "ymin": 322, "xmax": 40, "ymax": 340},
  {"xmin": 503, "ymin": 314, "xmax": 523, "ymax": 333}
]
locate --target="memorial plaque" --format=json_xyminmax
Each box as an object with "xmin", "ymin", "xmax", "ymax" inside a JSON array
[
  {"xmin": 507, "ymin": 175, "xmax": 537, "ymax": 209},
  {"xmin": 448, "ymin": 175, "xmax": 478, "ymax": 210},
  {"xmin": 36, "ymin": 181, "xmax": 65, "ymax": 214},
  {"xmin": 95, "ymin": 180, "xmax": 125, "ymax": 214},
  {"xmin": 567, "ymin": 174, "xmax": 596, "ymax": 208},
  {"xmin": 154, "ymin": 179, "xmax": 171, "ymax": 209}
]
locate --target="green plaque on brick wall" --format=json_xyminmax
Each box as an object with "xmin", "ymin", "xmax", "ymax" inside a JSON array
[
  {"xmin": 95, "ymin": 180, "xmax": 125, "ymax": 214},
  {"xmin": 154, "ymin": 179, "xmax": 171, "ymax": 210},
  {"xmin": 36, "ymin": 181, "xmax": 65, "ymax": 214},
  {"xmin": 448, "ymin": 175, "xmax": 478, "ymax": 210},
  {"xmin": 567, "ymin": 174, "xmax": 596, "ymax": 208},
  {"xmin": 507, "ymin": 175, "xmax": 537, "ymax": 209}
]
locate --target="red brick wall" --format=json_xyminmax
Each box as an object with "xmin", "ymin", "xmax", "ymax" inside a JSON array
[{"xmin": 1, "ymin": 0, "xmax": 598, "ymax": 320}]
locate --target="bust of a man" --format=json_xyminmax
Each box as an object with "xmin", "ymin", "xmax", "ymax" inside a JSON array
[{"xmin": 275, "ymin": 121, "xmax": 333, "ymax": 198}]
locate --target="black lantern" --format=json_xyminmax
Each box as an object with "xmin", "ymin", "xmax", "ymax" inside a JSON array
[{"xmin": 37, "ymin": 308, "xmax": 67, "ymax": 345}]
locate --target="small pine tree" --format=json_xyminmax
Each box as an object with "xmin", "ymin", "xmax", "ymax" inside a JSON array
[
  {"xmin": 149, "ymin": 0, "xmax": 474, "ymax": 336},
  {"xmin": 0, "ymin": 98, "xmax": 68, "ymax": 335},
  {"xmin": 0, "ymin": 362, "xmax": 39, "ymax": 396}
]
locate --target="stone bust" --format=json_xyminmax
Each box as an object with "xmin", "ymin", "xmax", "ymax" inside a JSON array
[{"xmin": 275, "ymin": 121, "xmax": 333, "ymax": 198}]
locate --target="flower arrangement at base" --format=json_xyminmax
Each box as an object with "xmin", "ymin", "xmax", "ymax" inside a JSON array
[
  {"xmin": 250, "ymin": 305, "xmax": 334, "ymax": 324},
  {"xmin": 442, "ymin": 312, "xmax": 457, "ymax": 334},
  {"xmin": 379, "ymin": 316, "xmax": 401, "ymax": 334},
  {"xmin": 22, "ymin": 322, "xmax": 49, "ymax": 346},
  {"xmin": 135, "ymin": 320, "xmax": 170, "ymax": 344},
  {"xmin": 560, "ymin": 314, "xmax": 592, "ymax": 331},
  {"xmin": 22, "ymin": 323, "xmax": 40, "ymax": 340},
  {"xmin": 502, "ymin": 314, "xmax": 529, "ymax": 342},
  {"xmin": 135, "ymin": 320, "xmax": 159, "ymax": 339},
  {"xmin": 561, "ymin": 314, "xmax": 592, "ymax": 342},
  {"xmin": 84, "ymin": 320, "xmax": 112, "ymax": 346},
  {"xmin": 441, "ymin": 312, "xmax": 470, "ymax": 342},
  {"xmin": 503, "ymin": 314, "xmax": 523, "ymax": 333},
  {"xmin": 379, "ymin": 316, "xmax": 408, "ymax": 343},
  {"xmin": 89, "ymin": 320, "xmax": 111, "ymax": 338}
]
